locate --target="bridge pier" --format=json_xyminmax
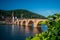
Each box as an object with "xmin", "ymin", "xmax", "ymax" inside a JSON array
[
  {"xmin": 34, "ymin": 22, "xmax": 38, "ymax": 27},
  {"xmin": 25, "ymin": 22, "xmax": 28, "ymax": 27}
]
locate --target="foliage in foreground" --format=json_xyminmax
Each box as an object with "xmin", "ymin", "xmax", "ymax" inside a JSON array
[{"xmin": 26, "ymin": 14, "xmax": 60, "ymax": 40}]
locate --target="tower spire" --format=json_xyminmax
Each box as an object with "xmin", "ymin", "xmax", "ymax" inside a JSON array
[{"xmin": 12, "ymin": 11, "xmax": 14, "ymax": 24}]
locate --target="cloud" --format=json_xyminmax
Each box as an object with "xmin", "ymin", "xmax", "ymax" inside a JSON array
[{"xmin": 36, "ymin": 9, "xmax": 60, "ymax": 17}]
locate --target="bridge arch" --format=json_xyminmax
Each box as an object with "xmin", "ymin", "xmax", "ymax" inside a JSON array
[
  {"xmin": 37, "ymin": 21, "xmax": 43, "ymax": 27},
  {"xmin": 28, "ymin": 21, "xmax": 34, "ymax": 27},
  {"xmin": 23, "ymin": 21, "xmax": 26, "ymax": 24},
  {"xmin": 22, "ymin": 21, "xmax": 26, "ymax": 26},
  {"xmin": 19, "ymin": 21, "xmax": 21, "ymax": 25},
  {"xmin": 19, "ymin": 21, "xmax": 21, "ymax": 23},
  {"xmin": 37, "ymin": 21, "xmax": 42, "ymax": 27},
  {"xmin": 16, "ymin": 22, "xmax": 17, "ymax": 24}
]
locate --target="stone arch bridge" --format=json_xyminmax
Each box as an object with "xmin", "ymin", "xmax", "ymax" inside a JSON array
[{"xmin": 14, "ymin": 19, "xmax": 47, "ymax": 27}]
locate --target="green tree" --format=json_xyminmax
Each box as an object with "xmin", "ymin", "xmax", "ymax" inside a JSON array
[{"xmin": 26, "ymin": 13, "xmax": 60, "ymax": 40}]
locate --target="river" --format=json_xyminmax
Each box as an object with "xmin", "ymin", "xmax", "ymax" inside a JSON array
[{"xmin": 0, "ymin": 24, "xmax": 48, "ymax": 40}]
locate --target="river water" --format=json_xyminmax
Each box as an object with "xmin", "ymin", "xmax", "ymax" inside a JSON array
[{"xmin": 0, "ymin": 24, "xmax": 48, "ymax": 40}]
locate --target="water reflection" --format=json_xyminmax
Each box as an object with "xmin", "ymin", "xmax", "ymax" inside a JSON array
[
  {"xmin": 11, "ymin": 25, "xmax": 20, "ymax": 36},
  {"xmin": 19, "ymin": 25, "xmax": 42, "ymax": 36},
  {"xmin": 33, "ymin": 27, "xmax": 42, "ymax": 34},
  {"xmin": 11, "ymin": 24, "xmax": 14, "ymax": 35},
  {"xmin": 20, "ymin": 26, "xmax": 25, "ymax": 33},
  {"xmin": 25, "ymin": 27, "xmax": 32, "ymax": 36},
  {"xmin": 11, "ymin": 24, "xmax": 48, "ymax": 36},
  {"xmin": 41, "ymin": 25, "xmax": 48, "ymax": 32},
  {"xmin": 25, "ymin": 27, "xmax": 30, "ymax": 34},
  {"xmin": 0, "ymin": 24, "xmax": 48, "ymax": 40}
]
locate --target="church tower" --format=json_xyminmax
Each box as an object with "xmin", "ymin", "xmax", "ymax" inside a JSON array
[{"xmin": 12, "ymin": 11, "xmax": 14, "ymax": 24}]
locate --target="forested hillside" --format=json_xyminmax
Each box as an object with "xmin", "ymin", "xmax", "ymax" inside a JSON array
[{"xmin": 0, "ymin": 9, "xmax": 46, "ymax": 19}]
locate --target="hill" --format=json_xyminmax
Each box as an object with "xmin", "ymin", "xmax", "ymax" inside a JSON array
[{"xmin": 0, "ymin": 9, "xmax": 46, "ymax": 19}]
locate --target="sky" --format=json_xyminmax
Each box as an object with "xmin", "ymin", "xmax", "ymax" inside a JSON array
[{"xmin": 0, "ymin": 0, "xmax": 60, "ymax": 17}]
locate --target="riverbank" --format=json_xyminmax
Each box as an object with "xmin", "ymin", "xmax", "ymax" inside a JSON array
[{"xmin": 0, "ymin": 21, "xmax": 14, "ymax": 25}]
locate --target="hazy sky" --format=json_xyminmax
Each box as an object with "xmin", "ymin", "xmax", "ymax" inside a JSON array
[{"xmin": 0, "ymin": 0, "xmax": 60, "ymax": 17}]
